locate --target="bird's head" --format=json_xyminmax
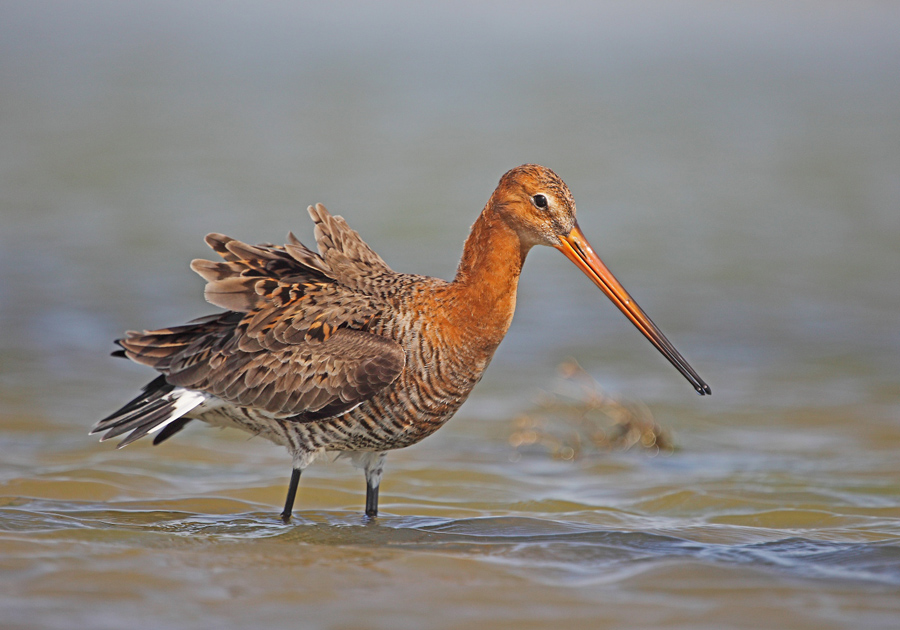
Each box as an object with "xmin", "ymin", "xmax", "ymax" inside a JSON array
[{"xmin": 491, "ymin": 164, "xmax": 710, "ymax": 396}]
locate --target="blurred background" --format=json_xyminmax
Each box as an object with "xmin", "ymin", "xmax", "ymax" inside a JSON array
[{"xmin": 1, "ymin": 2, "xmax": 899, "ymax": 629}]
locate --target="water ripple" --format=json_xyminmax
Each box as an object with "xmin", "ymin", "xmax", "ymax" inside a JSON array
[{"xmin": 5, "ymin": 500, "xmax": 899, "ymax": 588}]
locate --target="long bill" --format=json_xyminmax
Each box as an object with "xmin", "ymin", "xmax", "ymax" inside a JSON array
[{"xmin": 555, "ymin": 222, "xmax": 711, "ymax": 395}]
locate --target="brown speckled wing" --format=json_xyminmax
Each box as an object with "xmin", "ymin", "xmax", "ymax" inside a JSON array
[
  {"xmin": 117, "ymin": 221, "xmax": 405, "ymax": 419},
  {"xmin": 191, "ymin": 231, "xmax": 334, "ymax": 312},
  {"xmin": 118, "ymin": 308, "xmax": 404, "ymax": 419},
  {"xmin": 308, "ymin": 203, "xmax": 394, "ymax": 292}
]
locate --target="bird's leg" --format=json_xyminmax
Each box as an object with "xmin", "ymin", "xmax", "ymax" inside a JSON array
[
  {"xmin": 365, "ymin": 481, "xmax": 379, "ymax": 518},
  {"xmin": 362, "ymin": 452, "xmax": 387, "ymax": 519},
  {"xmin": 280, "ymin": 467, "xmax": 302, "ymax": 524}
]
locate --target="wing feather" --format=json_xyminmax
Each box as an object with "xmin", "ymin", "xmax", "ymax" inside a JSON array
[
  {"xmin": 110, "ymin": 207, "xmax": 405, "ymax": 430},
  {"xmin": 307, "ymin": 203, "xmax": 394, "ymax": 290},
  {"xmin": 120, "ymin": 322, "xmax": 405, "ymax": 417}
]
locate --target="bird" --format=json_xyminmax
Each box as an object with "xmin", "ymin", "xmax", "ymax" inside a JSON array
[{"xmin": 92, "ymin": 164, "xmax": 710, "ymax": 522}]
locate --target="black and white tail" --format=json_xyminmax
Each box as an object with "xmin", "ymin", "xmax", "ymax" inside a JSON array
[{"xmin": 92, "ymin": 375, "xmax": 208, "ymax": 448}]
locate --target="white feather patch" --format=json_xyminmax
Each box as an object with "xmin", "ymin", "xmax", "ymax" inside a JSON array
[{"xmin": 146, "ymin": 388, "xmax": 208, "ymax": 435}]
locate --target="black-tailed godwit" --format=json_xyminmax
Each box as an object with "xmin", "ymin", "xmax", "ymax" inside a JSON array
[{"xmin": 93, "ymin": 164, "xmax": 709, "ymax": 521}]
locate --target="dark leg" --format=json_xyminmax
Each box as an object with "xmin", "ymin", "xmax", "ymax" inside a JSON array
[
  {"xmin": 281, "ymin": 468, "xmax": 302, "ymax": 524},
  {"xmin": 365, "ymin": 481, "xmax": 379, "ymax": 518},
  {"xmin": 358, "ymin": 451, "xmax": 386, "ymax": 519}
]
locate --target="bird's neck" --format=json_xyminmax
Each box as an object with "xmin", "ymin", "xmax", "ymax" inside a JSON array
[{"xmin": 446, "ymin": 206, "xmax": 528, "ymax": 345}]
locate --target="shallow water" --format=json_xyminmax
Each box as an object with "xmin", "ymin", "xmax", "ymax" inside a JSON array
[{"xmin": 2, "ymin": 2, "xmax": 900, "ymax": 629}]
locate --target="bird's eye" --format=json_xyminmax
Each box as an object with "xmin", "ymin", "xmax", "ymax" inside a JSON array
[{"xmin": 532, "ymin": 194, "xmax": 548, "ymax": 209}]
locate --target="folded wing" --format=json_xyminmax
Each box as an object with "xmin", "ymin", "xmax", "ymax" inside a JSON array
[{"xmin": 99, "ymin": 205, "xmax": 406, "ymax": 447}]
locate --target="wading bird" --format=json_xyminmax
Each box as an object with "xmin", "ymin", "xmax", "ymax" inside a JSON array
[{"xmin": 93, "ymin": 164, "xmax": 709, "ymax": 521}]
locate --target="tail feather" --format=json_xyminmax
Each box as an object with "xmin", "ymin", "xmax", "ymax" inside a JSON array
[
  {"xmin": 97, "ymin": 398, "xmax": 174, "ymax": 441},
  {"xmin": 152, "ymin": 417, "xmax": 193, "ymax": 445},
  {"xmin": 93, "ymin": 376, "xmax": 207, "ymax": 448},
  {"xmin": 96, "ymin": 375, "xmax": 171, "ymax": 425}
]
